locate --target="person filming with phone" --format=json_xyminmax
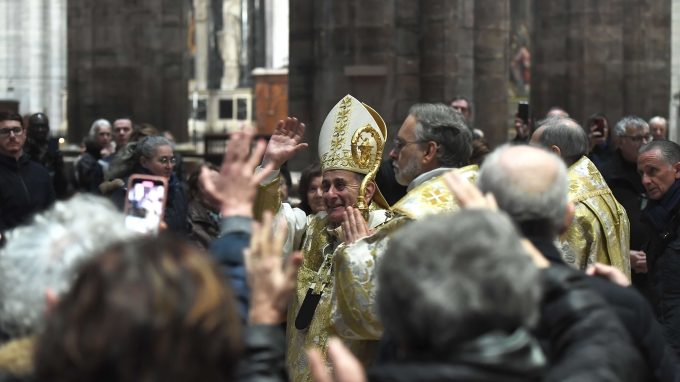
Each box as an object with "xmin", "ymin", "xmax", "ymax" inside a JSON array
[{"xmin": 107, "ymin": 135, "xmax": 188, "ymax": 234}]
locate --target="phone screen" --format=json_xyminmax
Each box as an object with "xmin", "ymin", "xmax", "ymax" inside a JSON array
[
  {"xmin": 517, "ymin": 102, "xmax": 530, "ymax": 123},
  {"xmin": 124, "ymin": 177, "xmax": 167, "ymax": 234},
  {"xmin": 593, "ymin": 118, "xmax": 605, "ymax": 135}
]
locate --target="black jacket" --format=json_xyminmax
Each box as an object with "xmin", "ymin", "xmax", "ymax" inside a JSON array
[
  {"xmin": 0, "ymin": 153, "xmax": 55, "ymax": 233},
  {"xmin": 532, "ymin": 237, "xmax": 678, "ymax": 381}
]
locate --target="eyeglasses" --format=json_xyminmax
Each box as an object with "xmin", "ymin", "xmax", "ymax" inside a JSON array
[
  {"xmin": 622, "ymin": 134, "xmax": 653, "ymax": 143},
  {"xmin": 0, "ymin": 127, "xmax": 24, "ymax": 138},
  {"xmin": 157, "ymin": 156, "xmax": 177, "ymax": 165},
  {"xmin": 392, "ymin": 138, "xmax": 424, "ymax": 152}
]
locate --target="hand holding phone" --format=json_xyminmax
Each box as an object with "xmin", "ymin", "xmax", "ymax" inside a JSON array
[{"xmin": 124, "ymin": 174, "xmax": 168, "ymax": 234}]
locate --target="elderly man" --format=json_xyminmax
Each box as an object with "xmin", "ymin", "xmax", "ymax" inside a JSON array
[
  {"xmin": 531, "ymin": 116, "xmax": 631, "ymax": 278},
  {"xmin": 254, "ymin": 95, "xmax": 390, "ymax": 382},
  {"xmin": 89, "ymin": 118, "xmax": 114, "ymax": 158},
  {"xmin": 330, "ymin": 104, "xmax": 475, "ymax": 349},
  {"xmin": 639, "ymin": 140, "xmax": 680, "ymax": 356},
  {"xmin": 595, "ymin": 116, "xmax": 652, "ymax": 292},
  {"xmin": 461, "ymin": 144, "xmax": 675, "ymax": 381},
  {"xmin": 0, "ymin": 111, "xmax": 55, "ymax": 233},
  {"xmin": 0, "ymin": 194, "xmax": 138, "ymax": 377},
  {"xmin": 649, "ymin": 116, "xmax": 668, "ymax": 141}
]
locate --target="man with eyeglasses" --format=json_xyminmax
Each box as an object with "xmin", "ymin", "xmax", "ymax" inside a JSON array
[
  {"xmin": 0, "ymin": 111, "xmax": 55, "ymax": 235},
  {"xmin": 330, "ymin": 103, "xmax": 477, "ymax": 351},
  {"xmin": 596, "ymin": 116, "xmax": 654, "ymax": 298},
  {"xmin": 530, "ymin": 116, "xmax": 631, "ymax": 279}
]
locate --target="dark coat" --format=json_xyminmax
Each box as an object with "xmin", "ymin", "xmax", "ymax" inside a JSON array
[
  {"xmin": 595, "ymin": 150, "xmax": 651, "ymax": 295},
  {"xmin": 187, "ymin": 199, "xmax": 220, "ymax": 250},
  {"xmin": 532, "ymin": 238, "xmax": 678, "ymax": 381},
  {"xmin": 0, "ymin": 153, "xmax": 55, "ymax": 233}
]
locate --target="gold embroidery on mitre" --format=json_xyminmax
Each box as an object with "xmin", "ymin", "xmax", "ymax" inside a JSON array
[
  {"xmin": 329, "ymin": 96, "xmax": 353, "ymax": 154},
  {"xmin": 351, "ymin": 124, "xmax": 381, "ymax": 170}
]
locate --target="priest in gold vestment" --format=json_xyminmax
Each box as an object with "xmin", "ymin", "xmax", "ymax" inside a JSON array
[
  {"xmin": 254, "ymin": 95, "xmax": 392, "ymax": 382},
  {"xmin": 331, "ymin": 103, "xmax": 477, "ymax": 346},
  {"xmin": 532, "ymin": 117, "xmax": 631, "ymax": 278}
]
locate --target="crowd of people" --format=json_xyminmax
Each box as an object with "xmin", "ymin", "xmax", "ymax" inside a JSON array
[{"xmin": 0, "ymin": 95, "xmax": 678, "ymax": 381}]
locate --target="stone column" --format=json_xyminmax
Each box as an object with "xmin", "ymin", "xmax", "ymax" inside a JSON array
[
  {"xmin": 532, "ymin": 0, "xmax": 670, "ymax": 127},
  {"xmin": 671, "ymin": 0, "xmax": 680, "ymax": 141},
  {"xmin": 473, "ymin": 0, "xmax": 509, "ymax": 147}
]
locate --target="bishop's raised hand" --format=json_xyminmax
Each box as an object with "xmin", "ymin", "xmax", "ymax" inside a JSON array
[{"xmin": 262, "ymin": 117, "xmax": 308, "ymax": 169}]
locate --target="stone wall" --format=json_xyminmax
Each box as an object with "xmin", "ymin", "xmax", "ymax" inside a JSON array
[
  {"xmin": 288, "ymin": 0, "xmax": 510, "ymax": 167},
  {"xmin": 68, "ymin": 0, "xmax": 190, "ymax": 142},
  {"xmin": 531, "ymin": 0, "xmax": 671, "ymax": 127}
]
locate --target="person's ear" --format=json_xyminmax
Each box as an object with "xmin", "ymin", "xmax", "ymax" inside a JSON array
[
  {"xmin": 422, "ymin": 141, "xmax": 438, "ymax": 164},
  {"xmin": 139, "ymin": 156, "xmax": 149, "ymax": 169},
  {"xmin": 673, "ymin": 162, "xmax": 680, "ymax": 179},
  {"xmin": 559, "ymin": 201, "xmax": 575, "ymax": 234},
  {"xmin": 550, "ymin": 145, "xmax": 562, "ymax": 157},
  {"xmin": 365, "ymin": 181, "xmax": 376, "ymax": 202},
  {"xmin": 44, "ymin": 288, "xmax": 59, "ymax": 315}
]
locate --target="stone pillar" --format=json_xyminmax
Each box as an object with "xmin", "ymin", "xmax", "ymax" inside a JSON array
[
  {"xmin": 221, "ymin": 0, "xmax": 241, "ymax": 89},
  {"xmin": 671, "ymin": 0, "xmax": 680, "ymax": 141},
  {"xmin": 473, "ymin": 0, "xmax": 509, "ymax": 148},
  {"xmin": 68, "ymin": 0, "xmax": 190, "ymax": 142},
  {"xmin": 532, "ymin": 0, "xmax": 670, "ymax": 127}
]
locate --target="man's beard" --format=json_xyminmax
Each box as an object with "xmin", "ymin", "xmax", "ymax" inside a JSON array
[{"xmin": 395, "ymin": 159, "xmax": 422, "ymax": 186}]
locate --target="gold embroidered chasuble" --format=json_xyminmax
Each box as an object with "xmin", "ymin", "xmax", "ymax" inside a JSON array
[
  {"xmin": 331, "ymin": 165, "xmax": 479, "ymax": 344},
  {"xmin": 255, "ymin": 175, "xmax": 391, "ymax": 382},
  {"xmin": 560, "ymin": 156, "xmax": 631, "ymax": 278}
]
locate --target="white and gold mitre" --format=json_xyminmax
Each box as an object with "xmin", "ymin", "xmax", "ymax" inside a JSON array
[{"xmin": 318, "ymin": 95, "xmax": 387, "ymax": 175}]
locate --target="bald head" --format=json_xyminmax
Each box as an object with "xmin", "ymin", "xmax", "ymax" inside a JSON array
[
  {"xmin": 477, "ymin": 145, "xmax": 569, "ymax": 237},
  {"xmin": 649, "ymin": 116, "xmax": 668, "ymax": 141},
  {"xmin": 531, "ymin": 117, "xmax": 588, "ymax": 166}
]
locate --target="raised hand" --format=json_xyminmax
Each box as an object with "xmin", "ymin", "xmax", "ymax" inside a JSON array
[
  {"xmin": 200, "ymin": 128, "xmax": 274, "ymax": 217},
  {"xmin": 245, "ymin": 211, "xmax": 303, "ymax": 324},
  {"xmin": 341, "ymin": 206, "xmax": 372, "ymax": 244},
  {"xmin": 308, "ymin": 338, "xmax": 367, "ymax": 382},
  {"xmin": 443, "ymin": 170, "xmax": 498, "ymax": 210},
  {"xmin": 262, "ymin": 117, "xmax": 308, "ymax": 169}
]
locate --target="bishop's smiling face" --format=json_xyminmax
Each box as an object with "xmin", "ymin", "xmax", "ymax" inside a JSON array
[{"xmin": 321, "ymin": 169, "xmax": 366, "ymax": 225}]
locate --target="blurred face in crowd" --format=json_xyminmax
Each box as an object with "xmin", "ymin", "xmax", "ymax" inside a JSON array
[
  {"xmin": 141, "ymin": 144, "xmax": 175, "ymax": 178},
  {"xmin": 0, "ymin": 119, "xmax": 26, "ymax": 159},
  {"xmin": 321, "ymin": 169, "xmax": 373, "ymax": 225},
  {"xmin": 650, "ymin": 119, "xmax": 668, "ymax": 141},
  {"xmin": 28, "ymin": 114, "xmax": 50, "ymax": 142},
  {"xmin": 390, "ymin": 115, "xmax": 426, "ymax": 186},
  {"xmin": 306, "ymin": 176, "xmax": 325, "ymax": 214},
  {"xmin": 637, "ymin": 148, "xmax": 680, "ymax": 201},
  {"xmin": 451, "ymin": 99, "xmax": 471, "ymax": 122},
  {"xmin": 96, "ymin": 125, "xmax": 113, "ymax": 148},
  {"xmin": 113, "ymin": 119, "xmax": 133, "ymax": 147},
  {"xmin": 618, "ymin": 124, "xmax": 651, "ymax": 164}
]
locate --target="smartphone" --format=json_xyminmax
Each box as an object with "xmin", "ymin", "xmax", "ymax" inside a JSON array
[
  {"xmin": 517, "ymin": 102, "xmax": 530, "ymax": 124},
  {"xmin": 123, "ymin": 174, "xmax": 168, "ymax": 234}
]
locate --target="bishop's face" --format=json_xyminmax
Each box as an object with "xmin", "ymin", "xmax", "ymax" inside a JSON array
[{"xmin": 321, "ymin": 170, "xmax": 363, "ymax": 225}]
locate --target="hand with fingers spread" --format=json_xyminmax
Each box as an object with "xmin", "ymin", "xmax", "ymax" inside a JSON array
[
  {"xmin": 262, "ymin": 117, "xmax": 309, "ymax": 169},
  {"xmin": 443, "ymin": 171, "xmax": 498, "ymax": 210},
  {"xmin": 341, "ymin": 206, "xmax": 372, "ymax": 244},
  {"xmin": 308, "ymin": 338, "xmax": 367, "ymax": 382},
  {"xmin": 245, "ymin": 211, "xmax": 303, "ymax": 324},
  {"xmin": 199, "ymin": 128, "xmax": 274, "ymax": 217}
]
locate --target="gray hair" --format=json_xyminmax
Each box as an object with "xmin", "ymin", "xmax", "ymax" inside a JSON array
[
  {"xmin": 377, "ymin": 209, "xmax": 541, "ymax": 356},
  {"xmin": 0, "ymin": 194, "xmax": 139, "ymax": 338},
  {"xmin": 639, "ymin": 140, "xmax": 680, "ymax": 165},
  {"xmin": 477, "ymin": 144, "xmax": 568, "ymax": 236},
  {"xmin": 535, "ymin": 117, "xmax": 588, "ymax": 166},
  {"xmin": 410, "ymin": 103, "xmax": 473, "ymax": 168},
  {"xmin": 614, "ymin": 116, "xmax": 648, "ymax": 137},
  {"xmin": 107, "ymin": 135, "xmax": 173, "ymax": 179},
  {"xmin": 89, "ymin": 118, "xmax": 111, "ymax": 136}
]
